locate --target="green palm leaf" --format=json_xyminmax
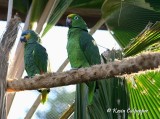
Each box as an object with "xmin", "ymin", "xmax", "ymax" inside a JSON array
[
  {"xmin": 127, "ymin": 71, "xmax": 160, "ymax": 119},
  {"xmin": 101, "ymin": 0, "xmax": 160, "ymax": 48},
  {"xmin": 88, "ymin": 77, "xmax": 130, "ymax": 119},
  {"xmin": 41, "ymin": 0, "xmax": 73, "ymax": 37},
  {"xmin": 123, "ymin": 21, "xmax": 160, "ymax": 57},
  {"xmin": 146, "ymin": 42, "xmax": 160, "ymax": 52}
]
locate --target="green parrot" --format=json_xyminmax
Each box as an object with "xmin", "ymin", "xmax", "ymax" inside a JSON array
[
  {"xmin": 66, "ymin": 14, "xmax": 101, "ymax": 118},
  {"xmin": 20, "ymin": 30, "xmax": 50, "ymax": 104}
]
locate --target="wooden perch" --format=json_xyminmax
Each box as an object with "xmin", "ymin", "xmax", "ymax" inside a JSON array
[{"xmin": 7, "ymin": 52, "xmax": 160, "ymax": 92}]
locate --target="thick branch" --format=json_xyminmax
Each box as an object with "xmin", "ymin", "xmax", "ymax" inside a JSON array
[
  {"xmin": 0, "ymin": 15, "xmax": 20, "ymax": 118},
  {"xmin": 7, "ymin": 52, "xmax": 160, "ymax": 92}
]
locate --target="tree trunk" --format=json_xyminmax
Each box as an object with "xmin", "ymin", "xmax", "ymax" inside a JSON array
[
  {"xmin": 0, "ymin": 15, "xmax": 21, "ymax": 119},
  {"xmin": 0, "ymin": 51, "xmax": 7, "ymax": 118}
]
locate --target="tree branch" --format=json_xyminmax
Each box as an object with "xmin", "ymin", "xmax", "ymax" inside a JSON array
[
  {"xmin": 7, "ymin": 52, "xmax": 160, "ymax": 92},
  {"xmin": 0, "ymin": 15, "xmax": 21, "ymax": 118}
]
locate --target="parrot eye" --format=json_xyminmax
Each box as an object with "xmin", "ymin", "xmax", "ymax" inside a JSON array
[{"xmin": 74, "ymin": 16, "xmax": 79, "ymax": 20}]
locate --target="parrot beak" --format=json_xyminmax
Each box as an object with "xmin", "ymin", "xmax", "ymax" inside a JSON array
[
  {"xmin": 66, "ymin": 17, "xmax": 72, "ymax": 27},
  {"xmin": 20, "ymin": 35, "xmax": 27, "ymax": 43},
  {"xmin": 20, "ymin": 33, "xmax": 30, "ymax": 43}
]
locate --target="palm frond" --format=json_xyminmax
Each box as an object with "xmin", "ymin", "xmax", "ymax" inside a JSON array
[
  {"xmin": 127, "ymin": 71, "xmax": 160, "ymax": 119},
  {"xmin": 123, "ymin": 21, "xmax": 160, "ymax": 57},
  {"xmin": 88, "ymin": 77, "xmax": 129, "ymax": 119},
  {"xmin": 41, "ymin": 0, "xmax": 73, "ymax": 37},
  {"xmin": 145, "ymin": 42, "xmax": 160, "ymax": 52},
  {"xmin": 101, "ymin": 0, "xmax": 160, "ymax": 48}
]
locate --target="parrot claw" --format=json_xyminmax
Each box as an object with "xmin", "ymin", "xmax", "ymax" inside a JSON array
[
  {"xmin": 47, "ymin": 89, "xmax": 50, "ymax": 93},
  {"xmin": 71, "ymin": 66, "xmax": 82, "ymax": 70},
  {"xmin": 71, "ymin": 68, "xmax": 79, "ymax": 70},
  {"xmin": 37, "ymin": 89, "xmax": 42, "ymax": 93},
  {"xmin": 37, "ymin": 89, "xmax": 50, "ymax": 93},
  {"xmin": 24, "ymin": 76, "xmax": 29, "ymax": 79}
]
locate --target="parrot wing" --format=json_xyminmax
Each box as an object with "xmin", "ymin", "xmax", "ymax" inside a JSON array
[
  {"xmin": 79, "ymin": 31, "xmax": 101, "ymax": 104},
  {"xmin": 33, "ymin": 43, "xmax": 49, "ymax": 104},
  {"xmin": 33, "ymin": 44, "xmax": 48, "ymax": 74},
  {"xmin": 79, "ymin": 31, "xmax": 101, "ymax": 65}
]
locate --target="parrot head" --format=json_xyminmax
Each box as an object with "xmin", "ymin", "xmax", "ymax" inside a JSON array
[
  {"xmin": 20, "ymin": 30, "xmax": 40, "ymax": 43},
  {"xmin": 66, "ymin": 14, "xmax": 88, "ymax": 30}
]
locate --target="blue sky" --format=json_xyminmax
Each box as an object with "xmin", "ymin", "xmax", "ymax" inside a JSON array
[{"xmin": 0, "ymin": 21, "xmax": 120, "ymax": 119}]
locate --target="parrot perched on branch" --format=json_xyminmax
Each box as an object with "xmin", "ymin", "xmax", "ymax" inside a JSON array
[
  {"xmin": 66, "ymin": 14, "xmax": 101, "ymax": 118},
  {"xmin": 20, "ymin": 30, "xmax": 50, "ymax": 104}
]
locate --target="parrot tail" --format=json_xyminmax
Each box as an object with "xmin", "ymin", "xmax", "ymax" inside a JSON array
[
  {"xmin": 38, "ymin": 89, "xmax": 50, "ymax": 104},
  {"xmin": 86, "ymin": 82, "xmax": 96, "ymax": 105}
]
